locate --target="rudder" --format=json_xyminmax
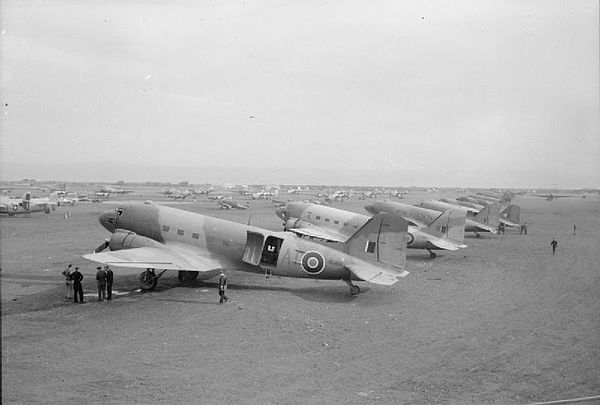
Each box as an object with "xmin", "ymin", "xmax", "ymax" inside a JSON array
[{"xmin": 345, "ymin": 213, "xmax": 408, "ymax": 269}]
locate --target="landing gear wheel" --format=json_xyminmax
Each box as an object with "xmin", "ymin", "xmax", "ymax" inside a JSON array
[
  {"xmin": 138, "ymin": 270, "xmax": 158, "ymax": 290},
  {"xmin": 178, "ymin": 270, "xmax": 199, "ymax": 281},
  {"xmin": 475, "ymin": 232, "xmax": 481, "ymax": 239},
  {"xmin": 429, "ymin": 250, "xmax": 437, "ymax": 259},
  {"xmin": 350, "ymin": 285, "xmax": 361, "ymax": 296}
]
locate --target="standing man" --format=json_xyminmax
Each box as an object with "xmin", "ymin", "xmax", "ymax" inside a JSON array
[
  {"xmin": 551, "ymin": 238, "xmax": 558, "ymax": 255},
  {"xmin": 105, "ymin": 265, "xmax": 114, "ymax": 300},
  {"xmin": 218, "ymin": 272, "xmax": 228, "ymax": 304},
  {"xmin": 72, "ymin": 266, "xmax": 84, "ymax": 303},
  {"xmin": 62, "ymin": 264, "xmax": 73, "ymax": 300},
  {"xmin": 573, "ymin": 224, "xmax": 577, "ymax": 236},
  {"xmin": 96, "ymin": 266, "xmax": 107, "ymax": 301}
]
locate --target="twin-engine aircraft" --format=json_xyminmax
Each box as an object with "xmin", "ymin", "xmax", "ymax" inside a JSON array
[
  {"xmin": 83, "ymin": 201, "xmax": 409, "ymax": 295},
  {"xmin": 365, "ymin": 200, "xmax": 498, "ymax": 238},
  {"xmin": 218, "ymin": 199, "xmax": 251, "ymax": 210},
  {"xmin": 0, "ymin": 192, "xmax": 58, "ymax": 216},
  {"xmin": 276, "ymin": 202, "xmax": 466, "ymax": 259}
]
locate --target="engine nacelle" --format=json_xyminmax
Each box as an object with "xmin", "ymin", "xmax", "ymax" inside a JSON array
[{"xmin": 109, "ymin": 230, "xmax": 164, "ymax": 251}]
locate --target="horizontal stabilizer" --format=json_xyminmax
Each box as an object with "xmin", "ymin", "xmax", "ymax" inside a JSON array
[
  {"xmin": 346, "ymin": 262, "xmax": 409, "ymax": 286},
  {"xmin": 428, "ymin": 237, "xmax": 466, "ymax": 251},
  {"xmin": 289, "ymin": 226, "xmax": 348, "ymax": 243}
]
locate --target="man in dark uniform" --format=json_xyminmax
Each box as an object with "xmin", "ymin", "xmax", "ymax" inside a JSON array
[
  {"xmin": 96, "ymin": 266, "xmax": 107, "ymax": 301},
  {"xmin": 72, "ymin": 267, "xmax": 84, "ymax": 303},
  {"xmin": 551, "ymin": 238, "xmax": 558, "ymax": 255},
  {"xmin": 105, "ymin": 265, "xmax": 114, "ymax": 300},
  {"xmin": 218, "ymin": 272, "xmax": 228, "ymax": 304}
]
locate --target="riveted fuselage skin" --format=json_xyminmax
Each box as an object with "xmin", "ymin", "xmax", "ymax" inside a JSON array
[{"xmin": 98, "ymin": 201, "xmax": 362, "ymax": 281}]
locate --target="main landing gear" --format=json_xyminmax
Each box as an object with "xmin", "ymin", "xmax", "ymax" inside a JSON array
[
  {"xmin": 344, "ymin": 279, "xmax": 361, "ymax": 296},
  {"xmin": 138, "ymin": 268, "xmax": 167, "ymax": 291},
  {"xmin": 475, "ymin": 232, "xmax": 481, "ymax": 238},
  {"xmin": 427, "ymin": 249, "xmax": 437, "ymax": 259}
]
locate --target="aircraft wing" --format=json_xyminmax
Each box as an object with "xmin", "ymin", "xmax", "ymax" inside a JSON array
[
  {"xmin": 347, "ymin": 262, "xmax": 409, "ymax": 286},
  {"xmin": 288, "ymin": 227, "xmax": 349, "ymax": 243},
  {"xmin": 82, "ymin": 245, "xmax": 226, "ymax": 272}
]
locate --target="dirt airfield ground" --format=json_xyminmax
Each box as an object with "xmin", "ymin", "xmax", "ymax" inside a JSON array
[{"xmin": 2, "ymin": 188, "xmax": 599, "ymax": 404}]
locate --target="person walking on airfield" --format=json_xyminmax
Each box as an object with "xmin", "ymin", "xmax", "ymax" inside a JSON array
[
  {"xmin": 63, "ymin": 264, "xmax": 73, "ymax": 299},
  {"xmin": 72, "ymin": 267, "xmax": 84, "ymax": 303},
  {"xmin": 573, "ymin": 224, "xmax": 576, "ymax": 236},
  {"xmin": 218, "ymin": 272, "xmax": 228, "ymax": 304},
  {"xmin": 551, "ymin": 238, "xmax": 558, "ymax": 255},
  {"xmin": 96, "ymin": 266, "xmax": 107, "ymax": 301},
  {"xmin": 105, "ymin": 265, "xmax": 114, "ymax": 300}
]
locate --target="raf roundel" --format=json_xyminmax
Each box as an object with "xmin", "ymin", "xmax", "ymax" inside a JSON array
[
  {"xmin": 301, "ymin": 251, "xmax": 325, "ymax": 274},
  {"xmin": 406, "ymin": 232, "xmax": 415, "ymax": 246}
]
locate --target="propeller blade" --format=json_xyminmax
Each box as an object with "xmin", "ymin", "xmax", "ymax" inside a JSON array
[{"xmin": 94, "ymin": 238, "xmax": 110, "ymax": 253}]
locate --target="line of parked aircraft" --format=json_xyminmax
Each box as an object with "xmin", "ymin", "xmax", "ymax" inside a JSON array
[{"xmin": 81, "ymin": 189, "xmax": 524, "ymax": 296}]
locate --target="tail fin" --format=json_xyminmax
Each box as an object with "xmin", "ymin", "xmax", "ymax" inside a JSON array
[
  {"xmin": 425, "ymin": 209, "xmax": 466, "ymax": 244},
  {"xmin": 500, "ymin": 204, "xmax": 520, "ymax": 224},
  {"xmin": 345, "ymin": 213, "xmax": 408, "ymax": 269},
  {"xmin": 22, "ymin": 192, "xmax": 32, "ymax": 211},
  {"xmin": 474, "ymin": 202, "xmax": 502, "ymax": 226}
]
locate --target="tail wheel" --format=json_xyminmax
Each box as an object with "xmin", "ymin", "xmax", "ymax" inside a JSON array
[
  {"xmin": 350, "ymin": 285, "xmax": 360, "ymax": 296},
  {"xmin": 138, "ymin": 270, "xmax": 158, "ymax": 290}
]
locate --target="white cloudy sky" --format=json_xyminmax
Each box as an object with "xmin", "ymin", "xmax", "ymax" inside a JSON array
[{"xmin": 1, "ymin": 0, "xmax": 598, "ymax": 187}]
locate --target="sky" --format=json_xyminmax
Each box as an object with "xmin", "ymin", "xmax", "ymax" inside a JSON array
[{"xmin": 1, "ymin": 0, "xmax": 598, "ymax": 188}]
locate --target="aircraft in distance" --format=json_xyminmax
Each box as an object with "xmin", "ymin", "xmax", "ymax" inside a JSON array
[
  {"xmin": 366, "ymin": 200, "xmax": 497, "ymax": 238},
  {"xmin": 83, "ymin": 201, "xmax": 409, "ymax": 296},
  {"xmin": 532, "ymin": 193, "xmax": 571, "ymax": 201},
  {"xmin": 218, "ymin": 199, "xmax": 250, "ymax": 210},
  {"xmin": 448, "ymin": 198, "xmax": 521, "ymax": 229},
  {"xmin": 208, "ymin": 194, "xmax": 230, "ymax": 201},
  {"xmin": 475, "ymin": 191, "xmax": 514, "ymax": 202},
  {"xmin": 441, "ymin": 198, "xmax": 485, "ymax": 211},
  {"xmin": 420, "ymin": 199, "xmax": 501, "ymax": 235},
  {"xmin": 97, "ymin": 185, "xmax": 134, "ymax": 195},
  {"xmin": 457, "ymin": 196, "xmax": 498, "ymax": 207},
  {"xmin": 0, "ymin": 192, "xmax": 58, "ymax": 216},
  {"xmin": 276, "ymin": 202, "xmax": 466, "ymax": 259}
]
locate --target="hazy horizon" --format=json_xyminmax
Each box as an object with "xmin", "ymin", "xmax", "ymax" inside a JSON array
[{"xmin": 2, "ymin": 1, "xmax": 599, "ymax": 188}]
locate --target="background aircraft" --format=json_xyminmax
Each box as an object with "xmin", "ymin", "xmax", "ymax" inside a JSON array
[
  {"xmin": 276, "ymin": 202, "xmax": 466, "ymax": 259},
  {"xmin": 84, "ymin": 201, "xmax": 409, "ymax": 296},
  {"xmin": 97, "ymin": 185, "xmax": 135, "ymax": 195},
  {"xmin": 0, "ymin": 192, "xmax": 58, "ymax": 216},
  {"xmin": 218, "ymin": 200, "xmax": 251, "ymax": 210}
]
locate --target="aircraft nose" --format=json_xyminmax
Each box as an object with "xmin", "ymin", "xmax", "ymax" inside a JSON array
[
  {"xmin": 275, "ymin": 207, "xmax": 290, "ymax": 221},
  {"xmin": 98, "ymin": 210, "xmax": 117, "ymax": 233}
]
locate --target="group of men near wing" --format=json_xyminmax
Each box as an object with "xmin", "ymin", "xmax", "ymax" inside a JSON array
[
  {"xmin": 62, "ymin": 264, "xmax": 113, "ymax": 303},
  {"xmin": 62, "ymin": 264, "xmax": 229, "ymax": 304}
]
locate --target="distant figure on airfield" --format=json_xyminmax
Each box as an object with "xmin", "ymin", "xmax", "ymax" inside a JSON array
[
  {"xmin": 96, "ymin": 266, "xmax": 107, "ymax": 301},
  {"xmin": 218, "ymin": 272, "xmax": 228, "ymax": 304},
  {"xmin": 63, "ymin": 264, "xmax": 73, "ymax": 300},
  {"xmin": 71, "ymin": 267, "xmax": 84, "ymax": 303},
  {"xmin": 105, "ymin": 265, "xmax": 114, "ymax": 300},
  {"xmin": 523, "ymin": 223, "xmax": 528, "ymax": 235},
  {"xmin": 573, "ymin": 224, "xmax": 576, "ymax": 236},
  {"xmin": 551, "ymin": 238, "xmax": 558, "ymax": 255}
]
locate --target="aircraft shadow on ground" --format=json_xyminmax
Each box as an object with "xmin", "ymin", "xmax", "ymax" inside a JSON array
[{"xmin": 153, "ymin": 279, "xmax": 360, "ymax": 304}]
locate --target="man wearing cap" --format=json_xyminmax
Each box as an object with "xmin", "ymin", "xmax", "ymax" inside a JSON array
[
  {"xmin": 96, "ymin": 266, "xmax": 107, "ymax": 301},
  {"xmin": 71, "ymin": 267, "xmax": 84, "ymax": 303},
  {"xmin": 105, "ymin": 265, "xmax": 114, "ymax": 300},
  {"xmin": 62, "ymin": 264, "xmax": 73, "ymax": 300}
]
